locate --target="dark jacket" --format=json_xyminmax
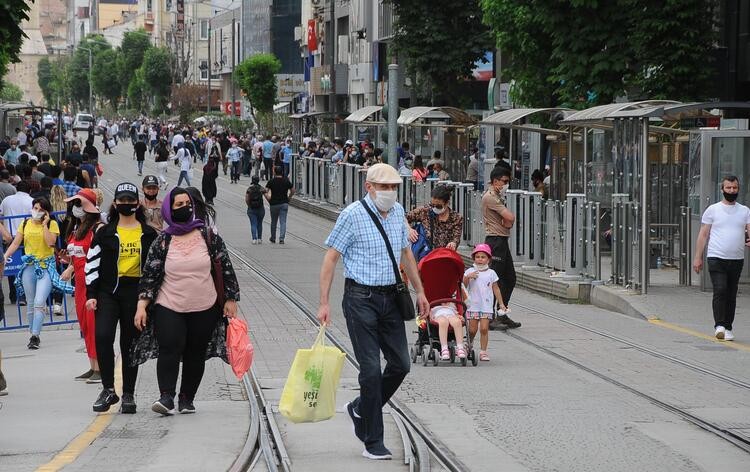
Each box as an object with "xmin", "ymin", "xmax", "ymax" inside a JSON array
[
  {"xmin": 85, "ymin": 222, "xmax": 158, "ymax": 300},
  {"xmin": 137, "ymin": 226, "xmax": 240, "ymax": 303}
]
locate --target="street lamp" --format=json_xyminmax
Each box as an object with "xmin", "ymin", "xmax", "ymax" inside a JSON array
[{"xmin": 77, "ymin": 46, "xmax": 93, "ymax": 114}]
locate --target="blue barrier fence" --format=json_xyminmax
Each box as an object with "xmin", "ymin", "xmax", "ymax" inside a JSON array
[{"xmin": 0, "ymin": 211, "xmax": 76, "ymax": 331}]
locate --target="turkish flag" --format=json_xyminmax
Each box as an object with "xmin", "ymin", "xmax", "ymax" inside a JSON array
[{"xmin": 307, "ymin": 19, "xmax": 317, "ymax": 52}]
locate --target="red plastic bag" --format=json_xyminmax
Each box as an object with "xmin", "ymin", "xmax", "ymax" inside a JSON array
[{"xmin": 226, "ymin": 318, "xmax": 254, "ymax": 379}]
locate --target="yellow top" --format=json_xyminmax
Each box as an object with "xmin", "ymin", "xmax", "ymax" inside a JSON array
[
  {"xmin": 117, "ymin": 225, "xmax": 142, "ymax": 278},
  {"xmin": 21, "ymin": 219, "xmax": 59, "ymax": 268}
]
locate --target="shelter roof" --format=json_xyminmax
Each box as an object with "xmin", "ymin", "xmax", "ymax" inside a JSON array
[
  {"xmin": 397, "ymin": 106, "xmax": 477, "ymax": 126},
  {"xmin": 480, "ymin": 108, "xmax": 574, "ymax": 126},
  {"xmin": 559, "ymin": 100, "xmax": 680, "ymax": 126},
  {"xmin": 344, "ymin": 106, "xmax": 383, "ymax": 124}
]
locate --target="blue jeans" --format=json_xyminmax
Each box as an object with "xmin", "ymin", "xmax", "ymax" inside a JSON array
[
  {"xmin": 283, "ymin": 162, "xmax": 290, "ymax": 178},
  {"xmin": 247, "ymin": 207, "xmax": 265, "ymax": 240},
  {"xmin": 342, "ymin": 279, "xmax": 410, "ymax": 449},
  {"xmin": 269, "ymin": 203, "xmax": 288, "ymax": 242},
  {"xmin": 231, "ymin": 161, "xmax": 241, "ymax": 181},
  {"xmin": 137, "ymin": 160, "xmax": 144, "ymax": 173},
  {"xmin": 177, "ymin": 170, "xmax": 191, "ymax": 187},
  {"xmin": 21, "ymin": 267, "xmax": 52, "ymax": 336}
]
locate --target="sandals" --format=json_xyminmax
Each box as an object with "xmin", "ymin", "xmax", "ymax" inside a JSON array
[
  {"xmin": 440, "ymin": 347, "xmax": 450, "ymax": 360},
  {"xmin": 456, "ymin": 345, "xmax": 467, "ymax": 359},
  {"xmin": 479, "ymin": 351, "xmax": 490, "ymax": 361}
]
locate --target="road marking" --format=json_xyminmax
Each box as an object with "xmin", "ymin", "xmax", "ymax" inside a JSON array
[
  {"xmin": 36, "ymin": 357, "xmax": 123, "ymax": 472},
  {"xmin": 648, "ymin": 319, "xmax": 750, "ymax": 352}
]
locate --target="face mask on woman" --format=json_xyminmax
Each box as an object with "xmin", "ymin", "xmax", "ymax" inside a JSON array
[
  {"xmin": 72, "ymin": 206, "xmax": 86, "ymax": 219},
  {"xmin": 116, "ymin": 203, "xmax": 138, "ymax": 216},
  {"xmin": 172, "ymin": 205, "xmax": 193, "ymax": 223},
  {"xmin": 431, "ymin": 205, "xmax": 446, "ymax": 215},
  {"xmin": 31, "ymin": 209, "xmax": 45, "ymax": 220}
]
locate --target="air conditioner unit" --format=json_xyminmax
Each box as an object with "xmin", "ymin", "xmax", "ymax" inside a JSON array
[{"xmin": 294, "ymin": 26, "xmax": 302, "ymax": 42}]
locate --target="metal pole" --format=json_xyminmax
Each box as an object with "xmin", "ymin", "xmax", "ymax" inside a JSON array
[
  {"xmin": 387, "ymin": 63, "xmax": 398, "ymax": 169},
  {"xmin": 231, "ymin": 15, "xmax": 236, "ymax": 117},
  {"xmin": 207, "ymin": 23, "xmax": 211, "ymax": 114},
  {"xmin": 640, "ymin": 118, "xmax": 650, "ymax": 294},
  {"xmin": 88, "ymin": 49, "xmax": 93, "ymax": 114},
  {"xmin": 582, "ymin": 127, "xmax": 588, "ymax": 194}
]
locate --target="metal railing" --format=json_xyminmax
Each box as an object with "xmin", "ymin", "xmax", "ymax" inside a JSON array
[{"xmin": 0, "ymin": 211, "xmax": 75, "ymax": 331}]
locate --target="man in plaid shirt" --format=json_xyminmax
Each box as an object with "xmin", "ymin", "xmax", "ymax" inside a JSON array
[{"xmin": 62, "ymin": 166, "xmax": 81, "ymax": 198}]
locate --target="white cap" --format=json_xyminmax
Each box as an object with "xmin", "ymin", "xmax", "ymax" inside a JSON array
[
  {"xmin": 366, "ymin": 163, "xmax": 402, "ymax": 184},
  {"xmin": 345, "ymin": 139, "xmax": 354, "ymax": 146}
]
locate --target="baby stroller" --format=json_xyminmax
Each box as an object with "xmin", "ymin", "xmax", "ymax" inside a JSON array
[{"xmin": 410, "ymin": 248, "xmax": 477, "ymax": 367}]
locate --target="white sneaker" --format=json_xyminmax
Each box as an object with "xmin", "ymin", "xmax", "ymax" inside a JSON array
[
  {"xmin": 715, "ymin": 326, "xmax": 726, "ymax": 340},
  {"xmin": 724, "ymin": 330, "xmax": 735, "ymax": 341},
  {"xmin": 53, "ymin": 304, "xmax": 63, "ymax": 316}
]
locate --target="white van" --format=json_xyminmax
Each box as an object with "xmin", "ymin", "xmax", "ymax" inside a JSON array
[{"xmin": 73, "ymin": 113, "xmax": 94, "ymax": 131}]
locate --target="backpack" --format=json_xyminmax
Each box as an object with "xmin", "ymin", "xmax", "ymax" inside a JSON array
[{"xmin": 247, "ymin": 185, "xmax": 264, "ymax": 209}]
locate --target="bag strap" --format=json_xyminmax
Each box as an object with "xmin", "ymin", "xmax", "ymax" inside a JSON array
[
  {"xmin": 359, "ymin": 199, "xmax": 403, "ymax": 285},
  {"xmin": 428, "ymin": 211, "xmax": 435, "ymax": 249}
]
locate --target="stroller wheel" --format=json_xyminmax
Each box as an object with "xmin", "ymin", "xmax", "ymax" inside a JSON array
[
  {"xmin": 460, "ymin": 356, "xmax": 467, "ymax": 367},
  {"xmin": 432, "ymin": 348, "xmax": 440, "ymax": 366},
  {"xmin": 471, "ymin": 349, "xmax": 478, "ymax": 367},
  {"xmin": 410, "ymin": 347, "xmax": 416, "ymax": 363},
  {"xmin": 422, "ymin": 345, "xmax": 430, "ymax": 366},
  {"xmin": 449, "ymin": 346, "xmax": 456, "ymax": 363}
]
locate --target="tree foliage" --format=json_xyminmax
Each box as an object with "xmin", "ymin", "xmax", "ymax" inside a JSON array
[
  {"xmin": 389, "ymin": 0, "xmax": 494, "ymax": 106},
  {"xmin": 119, "ymin": 29, "xmax": 152, "ymax": 93},
  {"xmin": 0, "ymin": 82, "xmax": 23, "ymax": 102},
  {"xmin": 66, "ymin": 34, "xmax": 112, "ymax": 110},
  {"xmin": 127, "ymin": 68, "xmax": 146, "ymax": 112},
  {"xmin": 0, "ymin": 0, "xmax": 33, "ymax": 91},
  {"xmin": 141, "ymin": 47, "xmax": 173, "ymax": 112},
  {"xmin": 170, "ymin": 84, "xmax": 207, "ymax": 122},
  {"xmin": 481, "ymin": 0, "xmax": 716, "ymax": 107},
  {"xmin": 37, "ymin": 57, "xmax": 55, "ymax": 104},
  {"xmin": 235, "ymin": 53, "xmax": 281, "ymax": 120},
  {"xmin": 92, "ymin": 49, "xmax": 123, "ymax": 109}
]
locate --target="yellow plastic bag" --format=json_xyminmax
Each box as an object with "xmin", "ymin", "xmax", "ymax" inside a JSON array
[{"xmin": 279, "ymin": 326, "xmax": 346, "ymax": 423}]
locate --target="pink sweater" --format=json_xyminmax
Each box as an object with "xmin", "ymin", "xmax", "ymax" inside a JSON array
[{"xmin": 156, "ymin": 231, "xmax": 217, "ymax": 312}]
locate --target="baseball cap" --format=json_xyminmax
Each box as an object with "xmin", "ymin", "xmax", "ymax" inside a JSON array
[
  {"xmin": 345, "ymin": 139, "xmax": 354, "ymax": 146},
  {"xmin": 64, "ymin": 188, "xmax": 100, "ymax": 213},
  {"xmin": 142, "ymin": 175, "xmax": 159, "ymax": 188},
  {"xmin": 366, "ymin": 163, "xmax": 402, "ymax": 184},
  {"xmin": 114, "ymin": 182, "xmax": 139, "ymax": 200}
]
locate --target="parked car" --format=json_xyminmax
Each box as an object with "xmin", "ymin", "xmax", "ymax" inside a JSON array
[{"xmin": 73, "ymin": 113, "xmax": 94, "ymax": 131}]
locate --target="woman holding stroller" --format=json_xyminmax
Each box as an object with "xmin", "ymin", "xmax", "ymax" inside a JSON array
[{"xmin": 406, "ymin": 185, "xmax": 463, "ymax": 252}]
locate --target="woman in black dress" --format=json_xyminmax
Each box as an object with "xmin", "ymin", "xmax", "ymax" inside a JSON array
[{"xmin": 201, "ymin": 145, "xmax": 220, "ymax": 204}]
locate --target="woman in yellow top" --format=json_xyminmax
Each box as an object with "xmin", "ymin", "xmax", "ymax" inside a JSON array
[{"xmin": 4, "ymin": 197, "xmax": 60, "ymax": 349}]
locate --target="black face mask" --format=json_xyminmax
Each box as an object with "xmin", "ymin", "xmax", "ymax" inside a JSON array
[
  {"xmin": 143, "ymin": 192, "xmax": 158, "ymax": 201},
  {"xmin": 172, "ymin": 205, "xmax": 193, "ymax": 223},
  {"xmin": 724, "ymin": 192, "xmax": 738, "ymax": 202},
  {"xmin": 116, "ymin": 203, "xmax": 138, "ymax": 216}
]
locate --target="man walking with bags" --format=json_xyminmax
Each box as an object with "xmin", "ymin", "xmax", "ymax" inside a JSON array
[
  {"xmin": 318, "ymin": 163, "xmax": 429, "ymax": 461},
  {"xmin": 693, "ymin": 175, "xmax": 750, "ymax": 341}
]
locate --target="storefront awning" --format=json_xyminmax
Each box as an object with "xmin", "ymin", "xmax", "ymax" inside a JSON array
[{"xmin": 344, "ymin": 106, "xmax": 383, "ymax": 124}]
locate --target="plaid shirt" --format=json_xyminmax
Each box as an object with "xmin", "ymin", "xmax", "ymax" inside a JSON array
[
  {"xmin": 325, "ymin": 194, "xmax": 408, "ymax": 286},
  {"xmin": 62, "ymin": 180, "xmax": 81, "ymax": 198}
]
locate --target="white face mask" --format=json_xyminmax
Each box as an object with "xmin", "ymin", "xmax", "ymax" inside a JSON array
[
  {"xmin": 373, "ymin": 190, "xmax": 398, "ymax": 212},
  {"xmin": 31, "ymin": 210, "xmax": 44, "ymax": 220},
  {"xmin": 474, "ymin": 263, "xmax": 489, "ymax": 271},
  {"xmin": 431, "ymin": 206, "xmax": 446, "ymax": 215},
  {"xmin": 72, "ymin": 206, "xmax": 86, "ymax": 219}
]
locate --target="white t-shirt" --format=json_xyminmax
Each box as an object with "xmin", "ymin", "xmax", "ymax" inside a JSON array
[
  {"xmin": 463, "ymin": 267, "xmax": 500, "ymax": 314},
  {"xmin": 171, "ymin": 133, "xmax": 185, "ymax": 148},
  {"xmin": 701, "ymin": 201, "xmax": 750, "ymax": 260},
  {"xmin": 175, "ymin": 148, "xmax": 192, "ymax": 171},
  {"xmin": 0, "ymin": 192, "xmax": 34, "ymax": 234}
]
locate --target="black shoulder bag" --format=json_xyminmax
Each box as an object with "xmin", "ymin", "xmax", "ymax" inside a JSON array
[{"xmin": 360, "ymin": 199, "xmax": 416, "ymax": 321}]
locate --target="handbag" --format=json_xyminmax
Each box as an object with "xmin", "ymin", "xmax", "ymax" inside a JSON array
[
  {"xmin": 360, "ymin": 199, "xmax": 416, "ymax": 321},
  {"xmin": 410, "ymin": 212, "xmax": 435, "ymax": 262},
  {"xmin": 204, "ymin": 229, "xmax": 225, "ymax": 307}
]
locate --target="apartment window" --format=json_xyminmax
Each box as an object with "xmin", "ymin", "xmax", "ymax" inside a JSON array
[
  {"xmin": 200, "ymin": 20, "xmax": 209, "ymax": 40},
  {"xmin": 147, "ymin": 0, "xmax": 152, "ymax": 12},
  {"xmin": 200, "ymin": 60, "xmax": 208, "ymax": 80}
]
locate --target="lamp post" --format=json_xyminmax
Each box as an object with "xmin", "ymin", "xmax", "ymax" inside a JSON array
[{"xmin": 78, "ymin": 46, "xmax": 93, "ymax": 114}]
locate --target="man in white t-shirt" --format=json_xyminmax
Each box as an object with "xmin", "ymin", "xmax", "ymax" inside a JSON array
[{"xmin": 693, "ymin": 175, "xmax": 750, "ymax": 341}]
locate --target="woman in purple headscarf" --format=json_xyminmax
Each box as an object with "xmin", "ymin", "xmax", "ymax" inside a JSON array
[{"xmin": 133, "ymin": 187, "xmax": 240, "ymax": 416}]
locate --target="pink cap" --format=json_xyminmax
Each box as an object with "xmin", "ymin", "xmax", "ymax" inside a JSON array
[{"xmin": 471, "ymin": 243, "xmax": 492, "ymax": 258}]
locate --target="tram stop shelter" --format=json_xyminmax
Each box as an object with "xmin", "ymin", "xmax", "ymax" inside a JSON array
[
  {"xmin": 0, "ymin": 102, "xmax": 64, "ymax": 160},
  {"xmin": 397, "ymin": 106, "xmax": 478, "ymax": 181},
  {"xmin": 559, "ymin": 100, "xmax": 750, "ymax": 294},
  {"xmin": 480, "ymin": 108, "xmax": 574, "ymax": 194},
  {"xmin": 344, "ymin": 105, "xmax": 384, "ymax": 148}
]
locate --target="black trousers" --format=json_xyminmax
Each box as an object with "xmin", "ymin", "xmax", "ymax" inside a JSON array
[
  {"xmin": 485, "ymin": 235, "xmax": 517, "ymax": 306},
  {"xmin": 95, "ymin": 279, "xmax": 140, "ymax": 394},
  {"xmin": 708, "ymin": 257, "xmax": 743, "ymax": 331},
  {"xmin": 153, "ymin": 303, "xmax": 221, "ymax": 399}
]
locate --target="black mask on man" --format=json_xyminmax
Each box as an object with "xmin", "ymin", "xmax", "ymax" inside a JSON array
[
  {"xmin": 724, "ymin": 192, "xmax": 738, "ymax": 202},
  {"xmin": 143, "ymin": 193, "xmax": 158, "ymax": 201},
  {"xmin": 172, "ymin": 205, "xmax": 193, "ymax": 223}
]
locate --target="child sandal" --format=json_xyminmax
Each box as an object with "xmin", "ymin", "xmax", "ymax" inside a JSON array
[
  {"xmin": 440, "ymin": 347, "xmax": 450, "ymax": 360},
  {"xmin": 479, "ymin": 351, "xmax": 490, "ymax": 361}
]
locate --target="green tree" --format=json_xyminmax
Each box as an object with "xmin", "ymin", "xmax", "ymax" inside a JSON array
[
  {"xmin": 119, "ymin": 29, "xmax": 152, "ymax": 94},
  {"xmin": 92, "ymin": 49, "xmax": 123, "ymax": 109},
  {"xmin": 127, "ymin": 68, "xmax": 146, "ymax": 112},
  {"xmin": 389, "ymin": 0, "xmax": 494, "ymax": 106},
  {"xmin": 0, "ymin": 0, "xmax": 33, "ymax": 91},
  {"xmin": 0, "ymin": 82, "xmax": 23, "ymax": 102},
  {"xmin": 37, "ymin": 57, "xmax": 55, "ymax": 104},
  {"xmin": 235, "ymin": 53, "xmax": 281, "ymax": 125},
  {"xmin": 141, "ymin": 47, "xmax": 173, "ymax": 113},
  {"xmin": 66, "ymin": 34, "xmax": 111, "ymax": 110}
]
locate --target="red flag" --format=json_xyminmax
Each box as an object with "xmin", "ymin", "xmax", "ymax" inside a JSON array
[{"xmin": 307, "ymin": 19, "xmax": 317, "ymax": 52}]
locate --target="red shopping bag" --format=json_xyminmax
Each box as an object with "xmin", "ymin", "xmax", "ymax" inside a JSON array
[{"xmin": 226, "ymin": 318, "xmax": 254, "ymax": 379}]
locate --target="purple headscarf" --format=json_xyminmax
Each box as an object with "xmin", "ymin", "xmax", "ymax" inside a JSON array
[{"xmin": 162, "ymin": 188, "xmax": 205, "ymax": 236}]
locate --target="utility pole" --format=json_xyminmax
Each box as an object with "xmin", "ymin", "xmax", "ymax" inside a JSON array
[
  {"xmin": 231, "ymin": 15, "xmax": 236, "ymax": 117},
  {"xmin": 79, "ymin": 46, "xmax": 93, "ymax": 114},
  {"xmin": 207, "ymin": 21, "xmax": 211, "ymax": 114},
  {"xmin": 387, "ymin": 61, "xmax": 398, "ymax": 169}
]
